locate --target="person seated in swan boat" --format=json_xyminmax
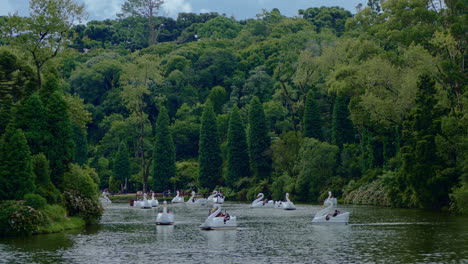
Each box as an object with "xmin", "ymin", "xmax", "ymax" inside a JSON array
[{"xmin": 325, "ymin": 210, "xmax": 341, "ymax": 220}]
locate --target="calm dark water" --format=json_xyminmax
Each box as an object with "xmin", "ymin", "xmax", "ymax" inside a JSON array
[{"xmin": 0, "ymin": 202, "xmax": 467, "ymax": 264}]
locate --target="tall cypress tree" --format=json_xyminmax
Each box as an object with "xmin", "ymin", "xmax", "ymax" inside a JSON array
[
  {"xmin": 44, "ymin": 91, "xmax": 75, "ymax": 188},
  {"xmin": 331, "ymin": 95, "xmax": 354, "ymax": 148},
  {"xmin": 114, "ymin": 141, "xmax": 131, "ymax": 192},
  {"xmin": 12, "ymin": 93, "xmax": 48, "ymax": 155},
  {"xmin": 399, "ymin": 75, "xmax": 449, "ymax": 209},
  {"xmin": 303, "ymin": 90, "xmax": 322, "ymax": 140},
  {"xmin": 226, "ymin": 105, "xmax": 250, "ymax": 188},
  {"xmin": 0, "ymin": 127, "xmax": 35, "ymax": 200},
  {"xmin": 198, "ymin": 100, "xmax": 222, "ymax": 190},
  {"xmin": 152, "ymin": 106, "xmax": 176, "ymax": 191},
  {"xmin": 247, "ymin": 96, "xmax": 271, "ymax": 180}
]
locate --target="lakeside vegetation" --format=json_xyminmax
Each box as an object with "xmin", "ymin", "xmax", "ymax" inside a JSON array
[{"xmin": 0, "ymin": 0, "xmax": 466, "ymax": 235}]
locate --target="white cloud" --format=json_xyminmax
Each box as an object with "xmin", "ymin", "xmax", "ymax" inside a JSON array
[
  {"xmin": 83, "ymin": 0, "xmax": 125, "ymax": 21},
  {"xmin": 199, "ymin": 8, "xmax": 210, "ymax": 14},
  {"xmin": 162, "ymin": 0, "xmax": 192, "ymax": 18}
]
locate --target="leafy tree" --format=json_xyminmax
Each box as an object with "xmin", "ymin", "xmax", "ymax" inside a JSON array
[
  {"xmin": 299, "ymin": 6, "xmax": 352, "ymax": 35},
  {"xmin": 0, "ymin": 127, "xmax": 35, "ymax": 200},
  {"xmin": 247, "ymin": 97, "xmax": 272, "ymax": 180},
  {"xmin": 197, "ymin": 16, "xmax": 242, "ymax": 40},
  {"xmin": 120, "ymin": 54, "xmax": 161, "ymax": 192},
  {"xmin": 303, "ymin": 90, "xmax": 322, "ymax": 140},
  {"xmin": 113, "ymin": 142, "xmax": 131, "ymax": 192},
  {"xmin": 152, "ymin": 106, "xmax": 176, "ymax": 191},
  {"xmin": 119, "ymin": 0, "xmax": 164, "ymax": 46},
  {"xmin": 295, "ymin": 138, "xmax": 339, "ymax": 202},
  {"xmin": 242, "ymin": 66, "xmax": 274, "ymax": 103},
  {"xmin": 198, "ymin": 100, "xmax": 222, "ymax": 190},
  {"xmin": 271, "ymin": 131, "xmax": 303, "ymax": 179},
  {"xmin": 207, "ymin": 86, "xmax": 227, "ymax": 114},
  {"xmin": 4, "ymin": 0, "xmax": 85, "ymax": 88},
  {"xmin": 226, "ymin": 105, "xmax": 250, "ymax": 188}
]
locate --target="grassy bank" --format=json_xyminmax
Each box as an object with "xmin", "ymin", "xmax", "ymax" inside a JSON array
[{"xmin": 36, "ymin": 205, "xmax": 85, "ymax": 234}]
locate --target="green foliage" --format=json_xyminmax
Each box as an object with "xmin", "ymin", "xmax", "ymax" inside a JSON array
[
  {"xmin": 12, "ymin": 93, "xmax": 48, "ymax": 155},
  {"xmin": 299, "ymin": 6, "xmax": 352, "ymax": 35},
  {"xmin": 226, "ymin": 105, "xmax": 250, "ymax": 188},
  {"xmin": 271, "ymin": 131, "xmax": 303, "ymax": 179},
  {"xmin": 247, "ymin": 97, "xmax": 272, "ymax": 180},
  {"xmin": 23, "ymin": 193, "xmax": 47, "ymax": 210},
  {"xmin": 108, "ymin": 176, "xmax": 120, "ymax": 193},
  {"xmin": 0, "ymin": 127, "xmax": 36, "ymax": 200},
  {"xmin": 450, "ymin": 184, "xmax": 468, "ymax": 214},
  {"xmin": 62, "ymin": 164, "xmax": 102, "ymax": 224},
  {"xmin": 207, "ymin": 86, "xmax": 227, "ymax": 114},
  {"xmin": 73, "ymin": 125, "xmax": 88, "ymax": 165},
  {"xmin": 152, "ymin": 106, "xmax": 176, "ymax": 191},
  {"xmin": 398, "ymin": 75, "xmax": 449, "ymax": 209},
  {"xmin": 37, "ymin": 204, "xmax": 85, "ymax": 233},
  {"xmin": 303, "ymin": 90, "xmax": 322, "ymax": 140},
  {"xmin": 198, "ymin": 100, "xmax": 222, "ymax": 189},
  {"xmin": 44, "ymin": 91, "xmax": 75, "ymax": 188},
  {"xmin": 197, "ymin": 16, "xmax": 242, "ymax": 40},
  {"xmin": 176, "ymin": 161, "xmax": 199, "ymax": 190},
  {"xmin": 113, "ymin": 141, "xmax": 131, "ymax": 191},
  {"xmin": 63, "ymin": 164, "xmax": 99, "ymax": 200},
  {"xmin": 31, "ymin": 153, "xmax": 51, "ymax": 185},
  {"xmin": 331, "ymin": 95, "xmax": 354, "ymax": 148},
  {"xmin": 295, "ymin": 138, "xmax": 339, "ymax": 202},
  {"xmin": 0, "ymin": 49, "xmax": 37, "ymax": 106}
]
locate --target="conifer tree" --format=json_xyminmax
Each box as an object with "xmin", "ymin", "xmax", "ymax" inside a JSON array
[
  {"xmin": 331, "ymin": 95, "xmax": 354, "ymax": 148},
  {"xmin": 399, "ymin": 75, "xmax": 450, "ymax": 209},
  {"xmin": 152, "ymin": 106, "xmax": 176, "ymax": 191},
  {"xmin": 0, "ymin": 127, "xmax": 35, "ymax": 200},
  {"xmin": 32, "ymin": 153, "xmax": 51, "ymax": 186},
  {"xmin": 114, "ymin": 141, "xmax": 131, "ymax": 193},
  {"xmin": 226, "ymin": 105, "xmax": 250, "ymax": 188},
  {"xmin": 44, "ymin": 91, "xmax": 75, "ymax": 188},
  {"xmin": 247, "ymin": 96, "xmax": 272, "ymax": 180},
  {"xmin": 12, "ymin": 93, "xmax": 48, "ymax": 155},
  {"xmin": 303, "ymin": 90, "xmax": 322, "ymax": 140},
  {"xmin": 198, "ymin": 100, "xmax": 222, "ymax": 190}
]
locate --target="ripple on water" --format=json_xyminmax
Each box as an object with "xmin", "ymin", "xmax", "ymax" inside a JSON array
[{"xmin": 0, "ymin": 203, "xmax": 467, "ymax": 264}]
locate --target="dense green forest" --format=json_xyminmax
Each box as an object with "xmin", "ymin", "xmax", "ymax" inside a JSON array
[{"xmin": 0, "ymin": 0, "xmax": 466, "ymax": 235}]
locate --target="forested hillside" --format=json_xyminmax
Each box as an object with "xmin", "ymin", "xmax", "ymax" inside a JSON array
[{"xmin": 0, "ymin": 0, "xmax": 466, "ymax": 223}]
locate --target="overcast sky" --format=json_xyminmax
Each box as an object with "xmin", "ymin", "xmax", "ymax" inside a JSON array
[{"xmin": 0, "ymin": 0, "xmax": 365, "ymax": 21}]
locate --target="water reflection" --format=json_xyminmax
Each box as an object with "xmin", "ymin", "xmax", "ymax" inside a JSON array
[
  {"xmin": 204, "ymin": 229, "xmax": 237, "ymax": 249},
  {"xmin": 155, "ymin": 225, "xmax": 174, "ymax": 242}
]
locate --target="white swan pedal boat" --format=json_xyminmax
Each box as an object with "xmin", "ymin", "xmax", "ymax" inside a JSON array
[
  {"xmin": 186, "ymin": 191, "xmax": 207, "ymax": 205},
  {"xmin": 207, "ymin": 190, "xmax": 225, "ymax": 204},
  {"xmin": 312, "ymin": 192, "xmax": 349, "ymax": 224},
  {"xmin": 250, "ymin": 193, "xmax": 274, "ymax": 208},
  {"xmin": 150, "ymin": 192, "xmax": 159, "ymax": 207},
  {"xmin": 281, "ymin": 193, "xmax": 296, "ymax": 210},
  {"xmin": 156, "ymin": 201, "xmax": 174, "ymax": 225},
  {"xmin": 171, "ymin": 190, "xmax": 184, "ymax": 203},
  {"xmin": 200, "ymin": 204, "xmax": 236, "ymax": 230}
]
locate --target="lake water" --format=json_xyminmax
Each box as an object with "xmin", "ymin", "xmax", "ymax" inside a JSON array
[{"xmin": 0, "ymin": 202, "xmax": 467, "ymax": 263}]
